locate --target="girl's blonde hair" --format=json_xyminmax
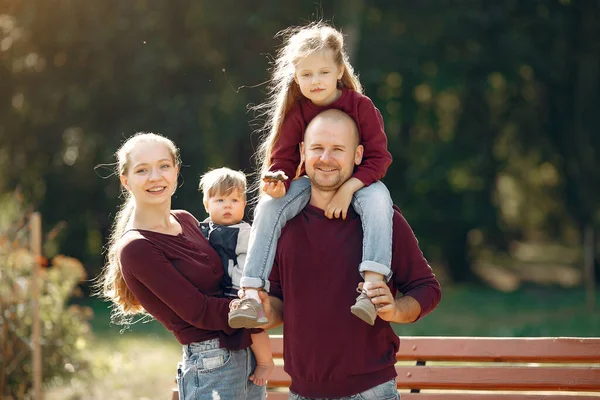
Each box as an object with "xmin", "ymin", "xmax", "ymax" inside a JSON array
[
  {"xmin": 254, "ymin": 21, "xmax": 362, "ymax": 183},
  {"xmin": 199, "ymin": 167, "xmax": 247, "ymax": 204},
  {"xmin": 96, "ymin": 132, "xmax": 180, "ymax": 325}
]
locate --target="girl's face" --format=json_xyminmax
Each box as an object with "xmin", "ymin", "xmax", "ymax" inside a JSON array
[
  {"xmin": 120, "ymin": 141, "xmax": 178, "ymax": 207},
  {"xmin": 294, "ymin": 49, "xmax": 344, "ymax": 106}
]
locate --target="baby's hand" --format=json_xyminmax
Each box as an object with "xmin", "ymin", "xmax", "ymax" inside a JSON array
[
  {"xmin": 262, "ymin": 171, "xmax": 288, "ymax": 198},
  {"xmin": 325, "ymin": 187, "xmax": 353, "ymax": 219}
]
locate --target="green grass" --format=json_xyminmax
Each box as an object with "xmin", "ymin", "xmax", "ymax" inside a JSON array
[
  {"xmin": 46, "ymin": 286, "xmax": 600, "ymax": 400},
  {"xmin": 397, "ymin": 285, "xmax": 600, "ymax": 337}
]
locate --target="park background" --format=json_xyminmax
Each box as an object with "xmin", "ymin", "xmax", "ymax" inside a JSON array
[{"xmin": 1, "ymin": 0, "xmax": 599, "ymax": 399}]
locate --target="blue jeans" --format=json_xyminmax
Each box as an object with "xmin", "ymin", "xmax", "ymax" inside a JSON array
[
  {"xmin": 240, "ymin": 177, "xmax": 393, "ymax": 291},
  {"xmin": 288, "ymin": 379, "xmax": 400, "ymax": 399},
  {"xmin": 177, "ymin": 338, "xmax": 266, "ymax": 400}
]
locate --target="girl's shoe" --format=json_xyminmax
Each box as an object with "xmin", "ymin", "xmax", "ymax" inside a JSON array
[{"xmin": 350, "ymin": 287, "xmax": 377, "ymax": 325}]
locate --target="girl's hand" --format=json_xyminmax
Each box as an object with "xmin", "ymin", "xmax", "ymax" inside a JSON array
[
  {"xmin": 325, "ymin": 187, "xmax": 353, "ymax": 219},
  {"xmin": 262, "ymin": 180, "xmax": 286, "ymax": 198}
]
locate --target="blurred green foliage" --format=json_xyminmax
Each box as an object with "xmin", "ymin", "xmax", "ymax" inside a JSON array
[
  {"xmin": 0, "ymin": 1, "xmax": 598, "ymax": 282},
  {"xmin": 0, "ymin": 193, "xmax": 92, "ymax": 399}
]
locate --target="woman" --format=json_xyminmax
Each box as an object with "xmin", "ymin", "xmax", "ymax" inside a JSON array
[{"xmin": 97, "ymin": 132, "xmax": 266, "ymax": 399}]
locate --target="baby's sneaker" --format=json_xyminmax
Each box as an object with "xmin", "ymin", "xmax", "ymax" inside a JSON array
[
  {"xmin": 228, "ymin": 298, "xmax": 269, "ymax": 329},
  {"xmin": 350, "ymin": 287, "xmax": 377, "ymax": 325}
]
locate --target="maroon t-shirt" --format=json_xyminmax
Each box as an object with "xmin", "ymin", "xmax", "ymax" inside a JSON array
[
  {"xmin": 270, "ymin": 89, "xmax": 393, "ymax": 191},
  {"xmin": 119, "ymin": 210, "xmax": 251, "ymax": 349},
  {"xmin": 269, "ymin": 205, "xmax": 441, "ymax": 397}
]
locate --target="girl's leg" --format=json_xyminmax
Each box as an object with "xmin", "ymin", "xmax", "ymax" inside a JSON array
[
  {"xmin": 240, "ymin": 177, "xmax": 311, "ymax": 291},
  {"xmin": 349, "ymin": 181, "xmax": 394, "ymax": 325},
  {"xmin": 230, "ymin": 177, "xmax": 311, "ymax": 328}
]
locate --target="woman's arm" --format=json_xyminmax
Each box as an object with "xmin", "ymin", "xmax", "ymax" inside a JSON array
[{"xmin": 120, "ymin": 238, "xmax": 238, "ymax": 334}]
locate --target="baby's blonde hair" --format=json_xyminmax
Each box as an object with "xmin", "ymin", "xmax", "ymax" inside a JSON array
[
  {"xmin": 199, "ymin": 167, "xmax": 247, "ymax": 204},
  {"xmin": 254, "ymin": 21, "xmax": 362, "ymax": 186}
]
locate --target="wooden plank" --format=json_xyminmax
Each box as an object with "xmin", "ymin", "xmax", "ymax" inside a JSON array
[
  {"xmin": 172, "ymin": 388, "xmax": 600, "ymax": 400},
  {"xmin": 269, "ymin": 336, "xmax": 600, "ymax": 363},
  {"xmin": 396, "ymin": 337, "xmax": 600, "ymax": 363},
  {"xmin": 400, "ymin": 395, "xmax": 600, "ymax": 400},
  {"xmin": 396, "ymin": 366, "xmax": 600, "ymax": 391},
  {"xmin": 30, "ymin": 212, "xmax": 43, "ymax": 400},
  {"xmin": 267, "ymin": 367, "xmax": 292, "ymax": 388},
  {"xmin": 270, "ymin": 336, "xmax": 284, "ymax": 358}
]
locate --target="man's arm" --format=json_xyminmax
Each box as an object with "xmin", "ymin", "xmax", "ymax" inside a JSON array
[{"xmin": 360, "ymin": 282, "xmax": 421, "ymax": 323}]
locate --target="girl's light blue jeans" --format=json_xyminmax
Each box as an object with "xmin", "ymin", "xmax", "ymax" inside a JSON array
[
  {"xmin": 177, "ymin": 338, "xmax": 266, "ymax": 400},
  {"xmin": 240, "ymin": 177, "xmax": 393, "ymax": 292}
]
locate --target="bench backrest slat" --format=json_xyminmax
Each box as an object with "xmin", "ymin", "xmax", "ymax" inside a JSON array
[
  {"xmin": 396, "ymin": 337, "xmax": 600, "ymax": 362},
  {"xmin": 270, "ymin": 336, "xmax": 600, "ymax": 363},
  {"xmin": 396, "ymin": 366, "xmax": 600, "ymax": 391},
  {"xmin": 268, "ymin": 365, "xmax": 600, "ymax": 392}
]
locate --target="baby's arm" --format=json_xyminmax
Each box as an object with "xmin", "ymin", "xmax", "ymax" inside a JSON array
[{"xmin": 248, "ymin": 331, "xmax": 274, "ymax": 386}]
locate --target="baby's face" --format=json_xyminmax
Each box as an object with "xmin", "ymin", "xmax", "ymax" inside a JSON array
[{"xmin": 205, "ymin": 189, "xmax": 246, "ymax": 226}]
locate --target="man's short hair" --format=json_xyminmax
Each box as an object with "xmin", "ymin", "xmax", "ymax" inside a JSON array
[
  {"xmin": 199, "ymin": 167, "xmax": 247, "ymax": 203},
  {"xmin": 304, "ymin": 109, "xmax": 360, "ymax": 147}
]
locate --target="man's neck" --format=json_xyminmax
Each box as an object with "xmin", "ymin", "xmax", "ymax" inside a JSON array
[{"xmin": 308, "ymin": 189, "xmax": 335, "ymax": 210}]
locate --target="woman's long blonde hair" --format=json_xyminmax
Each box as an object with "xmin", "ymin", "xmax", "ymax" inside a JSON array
[
  {"xmin": 254, "ymin": 21, "xmax": 363, "ymax": 185},
  {"xmin": 96, "ymin": 132, "xmax": 180, "ymax": 325}
]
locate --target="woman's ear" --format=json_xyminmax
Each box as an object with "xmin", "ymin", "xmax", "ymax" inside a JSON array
[{"xmin": 120, "ymin": 175, "xmax": 129, "ymax": 191}]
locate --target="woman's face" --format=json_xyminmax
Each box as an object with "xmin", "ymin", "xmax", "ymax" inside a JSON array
[{"xmin": 120, "ymin": 141, "xmax": 178, "ymax": 206}]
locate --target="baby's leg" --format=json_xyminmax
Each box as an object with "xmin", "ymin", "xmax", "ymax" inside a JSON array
[
  {"xmin": 350, "ymin": 181, "xmax": 394, "ymax": 325},
  {"xmin": 230, "ymin": 177, "xmax": 311, "ymax": 328},
  {"xmin": 248, "ymin": 331, "xmax": 274, "ymax": 386}
]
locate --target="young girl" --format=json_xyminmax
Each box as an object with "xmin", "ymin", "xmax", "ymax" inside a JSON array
[{"xmin": 230, "ymin": 22, "xmax": 394, "ymax": 328}]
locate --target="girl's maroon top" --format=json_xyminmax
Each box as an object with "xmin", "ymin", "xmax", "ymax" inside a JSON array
[{"xmin": 270, "ymin": 89, "xmax": 393, "ymax": 190}]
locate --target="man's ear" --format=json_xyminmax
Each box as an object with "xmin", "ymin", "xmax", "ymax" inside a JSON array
[
  {"xmin": 120, "ymin": 175, "xmax": 129, "ymax": 191},
  {"xmin": 354, "ymin": 144, "xmax": 364, "ymax": 166},
  {"xmin": 203, "ymin": 199, "xmax": 208, "ymax": 211}
]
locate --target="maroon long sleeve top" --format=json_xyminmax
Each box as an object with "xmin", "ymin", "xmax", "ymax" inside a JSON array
[
  {"xmin": 269, "ymin": 205, "xmax": 441, "ymax": 398},
  {"xmin": 270, "ymin": 89, "xmax": 393, "ymax": 191},
  {"xmin": 119, "ymin": 210, "xmax": 251, "ymax": 349}
]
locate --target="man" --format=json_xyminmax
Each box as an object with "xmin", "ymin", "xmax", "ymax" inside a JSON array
[{"xmin": 260, "ymin": 109, "xmax": 441, "ymax": 399}]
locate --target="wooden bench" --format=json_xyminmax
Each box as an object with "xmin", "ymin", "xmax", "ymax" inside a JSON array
[{"xmin": 172, "ymin": 335, "xmax": 600, "ymax": 399}]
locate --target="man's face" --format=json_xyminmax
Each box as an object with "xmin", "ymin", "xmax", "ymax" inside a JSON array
[{"xmin": 301, "ymin": 117, "xmax": 363, "ymax": 192}]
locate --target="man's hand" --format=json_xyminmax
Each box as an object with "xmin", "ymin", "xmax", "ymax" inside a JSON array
[
  {"xmin": 257, "ymin": 290, "xmax": 283, "ymax": 329},
  {"xmin": 261, "ymin": 180, "xmax": 286, "ymax": 198},
  {"xmin": 360, "ymin": 281, "xmax": 421, "ymax": 323}
]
